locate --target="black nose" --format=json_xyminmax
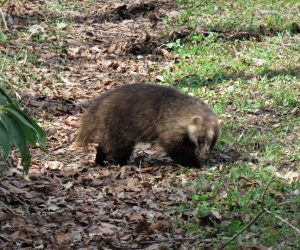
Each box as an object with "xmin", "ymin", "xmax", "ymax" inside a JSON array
[{"xmin": 202, "ymin": 154, "xmax": 209, "ymax": 160}]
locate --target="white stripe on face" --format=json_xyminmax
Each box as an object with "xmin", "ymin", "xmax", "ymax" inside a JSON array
[{"xmin": 207, "ymin": 128, "xmax": 214, "ymax": 139}]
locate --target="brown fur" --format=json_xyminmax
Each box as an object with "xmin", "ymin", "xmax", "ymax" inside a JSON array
[{"xmin": 76, "ymin": 84, "xmax": 221, "ymax": 167}]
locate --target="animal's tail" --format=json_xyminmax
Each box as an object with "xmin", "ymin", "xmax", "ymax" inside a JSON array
[{"xmin": 75, "ymin": 111, "xmax": 97, "ymax": 151}]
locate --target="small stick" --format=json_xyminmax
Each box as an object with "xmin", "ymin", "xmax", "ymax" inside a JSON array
[
  {"xmin": 0, "ymin": 234, "xmax": 9, "ymax": 242},
  {"xmin": 140, "ymin": 237, "xmax": 195, "ymax": 244},
  {"xmin": 218, "ymin": 210, "xmax": 265, "ymax": 250},
  {"xmin": 219, "ymin": 174, "xmax": 275, "ymax": 250},
  {"xmin": 0, "ymin": 8, "xmax": 7, "ymax": 30},
  {"xmin": 263, "ymin": 208, "xmax": 300, "ymax": 235},
  {"xmin": 260, "ymin": 174, "xmax": 275, "ymax": 205},
  {"xmin": 0, "ymin": 201, "xmax": 26, "ymax": 218}
]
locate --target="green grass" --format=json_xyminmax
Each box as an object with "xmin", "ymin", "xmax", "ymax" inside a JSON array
[
  {"xmin": 164, "ymin": 0, "xmax": 300, "ymax": 248},
  {"xmin": 42, "ymin": 0, "xmax": 97, "ymax": 16},
  {"xmin": 41, "ymin": 0, "xmax": 96, "ymax": 18},
  {"xmin": 175, "ymin": 0, "xmax": 300, "ymax": 34},
  {"xmin": 0, "ymin": 48, "xmax": 39, "ymax": 90},
  {"xmin": 0, "ymin": 9, "xmax": 77, "ymax": 95}
]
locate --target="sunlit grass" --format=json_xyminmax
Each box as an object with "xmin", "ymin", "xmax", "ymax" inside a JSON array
[{"xmin": 164, "ymin": 0, "xmax": 300, "ymax": 248}]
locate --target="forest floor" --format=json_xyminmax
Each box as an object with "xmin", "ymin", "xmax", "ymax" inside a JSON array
[
  {"xmin": 1, "ymin": 1, "xmax": 200, "ymax": 249},
  {"xmin": 0, "ymin": 0, "xmax": 300, "ymax": 249}
]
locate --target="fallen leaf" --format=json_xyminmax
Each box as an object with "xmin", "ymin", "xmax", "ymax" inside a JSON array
[
  {"xmin": 62, "ymin": 181, "xmax": 73, "ymax": 190},
  {"xmin": 57, "ymin": 23, "xmax": 68, "ymax": 29},
  {"xmin": 156, "ymin": 75, "xmax": 164, "ymax": 82},
  {"xmin": 252, "ymin": 58, "xmax": 266, "ymax": 66},
  {"xmin": 210, "ymin": 210, "xmax": 222, "ymax": 220},
  {"xmin": 55, "ymin": 232, "xmax": 70, "ymax": 244},
  {"xmin": 149, "ymin": 221, "xmax": 170, "ymax": 232},
  {"xmin": 45, "ymin": 161, "xmax": 63, "ymax": 170},
  {"xmin": 99, "ymin": 223, "xmax": 116, "ymax": 236},
  {"xmin": 48, "ymin": 204, "xmax": 60, "ymax": 211},
  {"xmin": 134, "ymin": 219, "xmax": 150, "ymax": 233}
]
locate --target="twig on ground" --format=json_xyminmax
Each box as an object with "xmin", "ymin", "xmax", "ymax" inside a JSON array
[
  {"xmin": 0, "ymin": 0, "xmax": 10, "ymax": 8},
  {"xmin": 218, "ymin": 210, "xmax": 265, "ymax": 250},
  {"xmin": 0, "ymin": 8, "xmax": 7, "ymax": 30},
  {"xmin": 260, "ymin": 174, "xmax": 275, "ymax": 206},
  {"xmin": 139, "ymin": 237, "xmax": 195, "ymax": 244},
  {"xmin": 0, "ymin": 234, "xmax": 9, "ymax": 242},
  {"xmin": 0, "ymin": 201, "xmax": 26, "ymax": 218},
  {"xmin": 219, "ymin": 174, "xmax": 275, "ymax": 250},
  {"xmin": 263, "ymin": 207, "xmax": 300, "ymax": 235},
  {"xmin": 219, "ymin": 173, "xmax": 300, "ymax": 248}
]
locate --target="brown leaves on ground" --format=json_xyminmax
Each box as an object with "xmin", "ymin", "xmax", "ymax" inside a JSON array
[
  {"xmin": 1, "ymin": 164, "xmax": 195, "ymax": 249},
  {"xmin": 0, "ymin": 0, "xmax": 200, "ymax": 249}
]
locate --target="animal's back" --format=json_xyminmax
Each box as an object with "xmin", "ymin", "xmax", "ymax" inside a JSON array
[
  {"xmin": 90, "ymin": 84, "xmax": 192, "ymax": 143},
  {"xmin": 77, "ymin": 84, "xmax": 182, "ymax": 148}
]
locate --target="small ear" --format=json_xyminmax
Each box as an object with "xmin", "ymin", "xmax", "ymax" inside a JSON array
[
  {"xmin": 188, "ymin": 116, "xmax": 202, "ymax": 145},
  {"xmin": 191, "ymin": 116, "xmax": 203, "ymax": 126},
  {"xmin": 187, "ymin": 124, "xmax": 197, "ymax": 144}
]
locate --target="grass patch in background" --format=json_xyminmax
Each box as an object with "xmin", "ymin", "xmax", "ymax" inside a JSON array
[
  {"xmin": 42, "ymin": 0, "xmax": 97, "ymax": 16},
  {"xmin": 0, "ymin": 48, "xmax": 39, "ymax": 90},
  {"xmin": 164, "ymin": 0, "xmax": 300, "ymax": 248},
  {"xmin": 176, "ymin": 0, "xmax": 300, "ymax": 34}
]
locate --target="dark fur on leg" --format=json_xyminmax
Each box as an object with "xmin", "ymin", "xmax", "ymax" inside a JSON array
[
  {"xmin": 95, "ymin": 146, "xmax": 107, "ymax": 165},
  {"xmin": 165, "ymin": 135, "xmax": 200, "ymax": 167},
  {"xmin": 109, "ymin": 144, "xmax": 134, "ymax": 166}
]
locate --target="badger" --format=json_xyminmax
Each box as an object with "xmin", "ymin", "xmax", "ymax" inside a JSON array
[{"xmin": 76, "ymin": 83, "xmax": 222, "ymax": 167}]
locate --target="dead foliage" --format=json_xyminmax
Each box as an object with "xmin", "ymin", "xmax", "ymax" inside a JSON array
[
  {"xmin": 0, "ymin": 0, "xmax": 201, "ymax": 249},
  {"xmin": 0, "ymin": 0, "xmax": 265, "ymax": 249}
]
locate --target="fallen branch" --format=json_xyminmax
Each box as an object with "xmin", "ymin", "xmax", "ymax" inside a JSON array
[
  {"xmin": 218, "ymin": 210, "xmax": 265, "ymax": 250},
  {"xmin": 219, "ymin": 173, "xmax": 300, "ymax": 248},
  {"xmin": 218, "ymin": 174, "xmax": 275, "ymax": 250},
  {"xmin": 0, "ymin": 201, "xmax": 26, "ymax": 218},
  {"xmin": 0, "ymin": 234, "xmax": 9, "ymax": 242},
  {"xmin": 263, "ymin": 207, "xmax": 300, "ymax": 235}
]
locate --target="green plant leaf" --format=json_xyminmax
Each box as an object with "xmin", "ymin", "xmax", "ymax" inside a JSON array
[
  {"xmin": 0, "ymin": 95, "xmax": 9, "ymax": 105},
  {"xmin": 22, "ymin": 115, "xmax": 46, "ymax": 150},
  {"xmin": 0, "ymin": 33, "xmax": 8, "ymax": 42},
  {"xmin": 7, "ymin": 106, "xmax": 38, "ymax": 144},
  {"xmin": 6, "ymin": 106, "xmax": 47, "ymax": 150},
  {"xmin": 18, "ymin": 111, "xmax": 46, "ymax": 150},
  {"xmin": 13, "ymin": 115, "xmax": 37, "ymax": 146},
  {"xmin": 0, "ymin": 113, "xmax": 31, "ymax": 174},
  {"xmin": 0, "ymin": 89, "xmax": 46, "ymax": 174},
  {"xmin": 0, "ymin": 88, "xmax": 13, "ymax": 103},
  {"xmin": 0, "ymin": 121, "xmax": 10, "ymax": 157}
]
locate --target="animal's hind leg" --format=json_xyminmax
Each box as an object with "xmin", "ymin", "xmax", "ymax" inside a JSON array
[
  {"xmin": 109, "ymin": 143, "xmax": 134, "ymax": 166},
  {"xmin": 95, "ymin": 145, "xmax": 107, "ymax": 165}
]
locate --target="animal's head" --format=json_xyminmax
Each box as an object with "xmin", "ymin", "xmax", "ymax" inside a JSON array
[{"xmin": 187, "ymin": 115, "xmax": 222, "ymax": 160}]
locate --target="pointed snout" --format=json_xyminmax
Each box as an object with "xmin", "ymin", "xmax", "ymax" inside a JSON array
[{"xmin": 196, "ymin": 147, "xmax": 211, "ymax": 160}]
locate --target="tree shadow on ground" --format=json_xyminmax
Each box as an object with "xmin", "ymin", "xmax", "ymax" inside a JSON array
[
  {"xmin": 171, "ymin": 67, "xmax": 300, "ymax": 90},
  {"xmin": 10, "ymin": 0, "xmax": 175, "ymax": 26},
  {"xmin": 171, "ymin": 66, "xmax": 300, "ymax": 90}
]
